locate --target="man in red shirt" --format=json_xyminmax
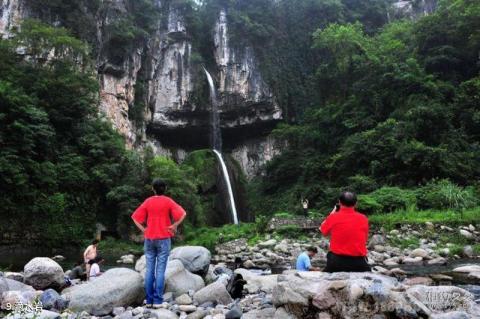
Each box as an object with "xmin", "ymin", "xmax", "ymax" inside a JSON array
[
  {"xmin": 131, "ymin": 179, "xmax": 186, "ymax": 308},
  {"xmin": 319, "ymin": 191, "xmax": 371, "ymax": 272}
]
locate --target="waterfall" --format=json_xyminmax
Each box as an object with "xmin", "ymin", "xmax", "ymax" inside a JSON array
[
  {"xmin": 213, "ymin": 150, "xmax": 239, "ymax": 225},
  {"xmin": 204, "ymin": 68, "xmax": 239, "ymax": 225},
  {"xmin": 204, "ymin": 67, "xmax": 222, "ymax": 151}
]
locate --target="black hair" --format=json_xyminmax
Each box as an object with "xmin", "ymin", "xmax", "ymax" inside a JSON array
[
  {"xmin": 339, "ymin": 191, "xmax": 357, "ymax": 207},
  {"xmin": 92, "ymin": 239, "xmax": 99, "ymax": 245},
  {"xmin": 88, "ymin": 256, "xmax": 104, "ymax": 265},
  {"xmin": 307, "ymin": 246, "xmax": 318, "ymax": 253},
  {"xmin": 152, "ymin": 179, "xmax": 167, "ymax": 195},
  {"xmin": 74, "ymin": 260, "xmax": 83, "ymax": 267}
]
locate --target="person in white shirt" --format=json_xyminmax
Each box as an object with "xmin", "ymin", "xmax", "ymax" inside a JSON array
[
  {"xmin": 83, "ymin": 239, "xmax": 99, "ymax": 280},
  {"xmin": 88, "ymin": 256, "xmax": 104, "ymax": 281}
]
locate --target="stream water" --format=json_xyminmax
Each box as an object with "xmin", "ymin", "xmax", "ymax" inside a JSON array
[{"xmin": 0, "ymin": 246, "xmax": 134, "ymax": 272}]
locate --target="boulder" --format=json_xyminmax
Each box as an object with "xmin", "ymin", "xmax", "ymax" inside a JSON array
[
  {"xmin": 368, "ymin": 234, "xmax": 386, "ymax": 248},
  {"xmin": 62, "ymin": 268, "xmax": 144, "ymax": 316},
  {"xmin": 427, "ymin": 257, "xmax": 447, "ymax": 265},
  {"xmin": 135, "ymin": 255, "xmax": 146, "ymax": 278},
  {"xmin": 272, "ymin": 272, "xmax": 418, "ymax": 318},
  {"xmin": 4, "ymin": 272, "xmax": 24, "ymax": 282},
  {"xmin": 51, "ymin": 255, "xmax": 65, "ymax": 262},
  {"xmin": 257, "ymin": 239, "xmax": 277, "ymax": 248},
  {"xmin": 403, "ymin": 277, "xmax": 433, "ymax": 286},
  {"xmin": 179, "ymin": 305, "xmax": 197, "ymax": 312},
  {"xmin": 1, "ymin": 290, "xmax": 38, "ymax": 310},
  {"xmin": 410, "ymin": 248, "xmax": 428, "ymax": 258},
  {"xmin": 186, "ymin": 310, "xmax": 209, "ymax": 319},
  {"xmin": 23, "ymin": 257, "xmax": 65, "ymax": 290},
  {"xmin": 175, "ymin": 293, "xmax": 193, "ymax": 305},
  {"xmin": 1, "ymin": 277, "xmax": 35, "ymax": 292},
  {"xmin": 165, "ymin": 259, "xmax": 205, "ymax": 297},
  {"xmin": 242, "ymin": 308, "xmax": 276, "ymax": 319},
  {"xmin": 234, "ymin": 269, "xmax": 278, "ymax": 294},
  {"xmin": 3, "ymin": 310, "xmax": 62, "ymax": 319},
  {"xmin": 452, "ymin": 265, "xmax": 480, "ymax": 273},
  {"xmin": 118, "ymin": 254, "xmax": 135, "ymax": 264},
  {"xmin": 225, "ymin": 305, "xmax": 243, "ymax": 319},
  {"xmin": 170, "ymin": 246, "xmax": 211, "ymax": 275},
  {"xmin": 40, "ymin": 288, "xmax": 68, "ymax": 311},
  {"xmin": 149, "ymin": 309, "xmax": 179, "ymax": 319},
  {"xmin": 459, "ymin": 229, "xmax": 473, "ymax": 239},
  {"xmin": 403, "ymin": 256, "xmax": 423, "ymax": 265},
  {"xmin": 462, "ymin": 246, "xmax": 474, "ymax": 258},
  {"xmin": 193, "ymin": 281, "xmax": 233, "ymax": 305},
  {"xmin": 406, "ymin": 285, "xmax": 480, "ymax": 315}
]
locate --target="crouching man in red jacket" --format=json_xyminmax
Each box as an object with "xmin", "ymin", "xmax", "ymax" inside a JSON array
[{"xmin": 320, "ymin": 191, "xmax": 371, "ymax": 272}]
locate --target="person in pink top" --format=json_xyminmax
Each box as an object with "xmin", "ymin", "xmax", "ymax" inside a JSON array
[{"xmin": 131, "ymin": 179, "xmax": 186, "ymax": 308}]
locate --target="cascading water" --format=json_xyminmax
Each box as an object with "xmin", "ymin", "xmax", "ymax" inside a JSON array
[
  {"xmin": 204, "ymin": 67, "xmax": 222, "ymax": 151},
  {"xmin": 204, "ymin": 68, "xmax": 239, "ymax": 225}
]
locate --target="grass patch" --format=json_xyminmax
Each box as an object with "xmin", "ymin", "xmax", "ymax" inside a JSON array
[
  {"xmin": 180, "ymin": 223, "xmax": 265, "ymax": 252},
  {"xmin": 369, "ymin": 207, "xmax": 480, "ymax": 230}
]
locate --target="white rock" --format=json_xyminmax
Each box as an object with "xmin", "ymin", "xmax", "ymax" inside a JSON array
[
  {"xmin": 193, "ymin": 281, "xmax": 233, "ymax": 305},
  {"xmin": 165, "ymin": 260, "xmax": 205, "ymax": 297},
  {"xmin": 170, "ymin": 246, "xmax": 211, "ymax": 275},
  {"xmin": 459, "ymin": 229, "xmax": 473, "ymax": 239},
  {"xmin": 62, "ymin": 268, "xmax": 144, "ymax": 316},
  {"xmin": 24, "ymin": 257, "xmax": 64, "ymax": 290},
  {"xmin": 410, "ymin": 248, "xmax": 428, "ymax": 258},
  {"xmin": 452, "ymin": 265, "xmax": 480, "ymax": 273},
  {"xmin": 402, "ymin": 256, "xmax": 423, "ymax": 264}
]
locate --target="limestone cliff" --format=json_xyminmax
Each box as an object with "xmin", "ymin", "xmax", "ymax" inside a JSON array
[
  {"xmin": 213, "ymin": 9, "xmax": 282, "ymax": 128},
  {"xmin": 0, "ymin": 0, "xmax": 282, "ymax": 177},
  {"xmin": 390, "ymin": 0, "xmax": 438, "ymax": 20}
]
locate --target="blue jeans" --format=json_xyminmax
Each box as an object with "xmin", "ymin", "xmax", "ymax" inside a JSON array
[{"xmin": 144, "ymin": 238, "xmax": 171, "ymax": 304}]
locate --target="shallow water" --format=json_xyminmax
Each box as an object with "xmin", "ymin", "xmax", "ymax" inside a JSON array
[{"xmin": 0, "ymin": 246, "xmax": 134, "ymax": 272}]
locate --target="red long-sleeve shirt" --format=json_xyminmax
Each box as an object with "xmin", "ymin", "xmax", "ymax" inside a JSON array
[
  {"xmin": 131, "ymin": 195, "xmax": 186, "ymax": 239},
  {"xmin": 320, "ymin": 206, "xmax": 369, "ymax": 256}
]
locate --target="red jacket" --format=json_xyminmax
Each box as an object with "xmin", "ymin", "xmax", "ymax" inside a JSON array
[
  {"xmin": 131, "ymin": 195, "xmax": 186, "ymax": 239},
  {"xmin": 320, "ymin": 206, "xmax": 369, "ymax": 256}
]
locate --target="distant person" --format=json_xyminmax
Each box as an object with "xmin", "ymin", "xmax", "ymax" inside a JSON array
[
  {"xmin": 320, "ymin": 191, "xmax": 371, "ymax": 272},
  {"xmin": 83, "ymin": 239, "xmax": 99, "ymax": 280},
  {"xmin": 69, "ymin": 260, "xmax": 86, "ymax": 281},
  {"xmin": 131, "ymin": 179, "xmax": 187, "ymax": 309},
  {"xmin": 88, "ymin": 256, "xmax": 104, "ymax": 281},
  {"xmin": 296, "ymin": 246, "xmax": 320, "ymax": 271},
  {"xmin": 302, "ymin": 198, "xmax": 309, "ymax": 216}
]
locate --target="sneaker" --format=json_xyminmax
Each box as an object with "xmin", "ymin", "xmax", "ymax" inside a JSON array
[{"xmin": 145, "ymin": 304, "xmax": 153, "ymax": 308}]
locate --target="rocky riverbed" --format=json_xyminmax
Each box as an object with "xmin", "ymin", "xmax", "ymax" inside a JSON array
[
  {"xmin": 213, "ymin": 222, "xmax": 480, "ymax": 274},
  {"xmin": 0, "ymin": 222, "xmax": 479, "ymax": 318}
]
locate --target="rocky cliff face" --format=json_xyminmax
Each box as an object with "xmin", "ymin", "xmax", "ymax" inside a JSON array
[
  {"xmin": 391, "ymin": 0, "xmax": 438, "ymax": 20},
  {"xmin": 0, "ymin": 0, "xmax": 27, "ymax": 37},
  {"xmin": 147, "ymin": 8, "xmax": 282, "ymax": 155},
  {"xmin": 214, "ymin": 10, "xmax": 282, "ymax": 127},
  {"xmin": 0, "ymin": 0, "xmax": 283, "ymax": 176}
]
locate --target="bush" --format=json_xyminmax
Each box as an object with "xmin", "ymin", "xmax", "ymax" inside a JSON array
[
  {"xmin": 357, "ymin": 194, "xmax": 383, "ymax": 214},
  {"xmin": 358, "ymin": 187, "xmax": 416, "ymax": 214},
  {"xmin": 416, "ymin": 179, "xmax": 479, "ymax": 210}
]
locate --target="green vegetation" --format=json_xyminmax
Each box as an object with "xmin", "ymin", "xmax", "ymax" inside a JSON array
[
  {"xmin": 250, "ymin": 0, "xmax": 480, "ymax": 215},
  {"xmin": 0, "ymin": 21, "xmax": 148, "ymax": 245},
  {"xmin": 180, "ymin": 222, "xmax": 265, "ymax": 251},
  {"xmin": 2, "ymin": 0, "xmax": 480, "ymax": 247},
  {"xmin": 369, "ymin": 208, "xmax": 480, "ymax": 229}
]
